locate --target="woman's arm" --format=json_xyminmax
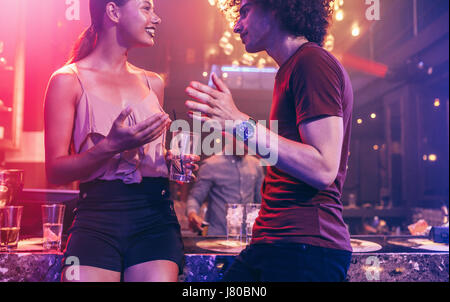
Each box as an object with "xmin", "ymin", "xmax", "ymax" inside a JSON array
[{"xmin": 44, "ymin": 69, "xmax": 170, "ymax": 185}]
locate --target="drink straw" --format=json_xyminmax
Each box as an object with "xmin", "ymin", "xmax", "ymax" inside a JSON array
[{"xmin": 172, "ymin": 110, "xmax": 185, "ymax": 174}]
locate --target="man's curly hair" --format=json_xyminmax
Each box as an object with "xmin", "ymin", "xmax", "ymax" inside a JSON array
[{"xmin": 224, "ymin": 0, "xmax": 334, "ymax": 47}]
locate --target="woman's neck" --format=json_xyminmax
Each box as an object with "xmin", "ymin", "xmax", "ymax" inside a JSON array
[{"xmin": 84, "ymin": 28, "xmax": 130, "ymax": 73}]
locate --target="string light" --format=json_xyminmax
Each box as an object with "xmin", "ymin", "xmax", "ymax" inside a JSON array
[
  {"xmin": 434, "ymin": 98, "xmax": 440, "ymax": 107},
  {"xmin": 370, "ymin": 113, "xmax": 377, "ymax": 119},
  {"xmin": 324, "ymin": 34, "xmax": 335, "ymax": 52},
  {"xmin": 336, "ymin": 9, "xmax": 344, "ymax": 21},
  {"xmin": 223, "ymin": 43, "xmax": 234, "ymax": 55},
  {"xmin": 352, "ymin": 24, "xmax": 361, "ymax": 37},
  {"xmin": 428, "ymin": 154, "xmax": 437, "ymax": 162},
  {"xmin": 219, "ymin": 36, "xmax": 229, "ymax": 48},
  {"xmin": 357, "ymin": 119, "xmax": 363, "ymax": 124},
  {"xmin": 257, "ymin": 58, "xmax": 267, "ymax": 69},
  {"xmin": 373, "ymin": 145, "xmax": 379, "ymax": 151},
  {"xmin": 242, "ymin": 53, "xmax": 255, "ymax": 65}
]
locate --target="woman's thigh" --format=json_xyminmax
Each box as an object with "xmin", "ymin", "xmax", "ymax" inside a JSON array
[
  {"xmin": 61, "ymin": 265, "xmax": 121, "ymax": 282},
  {"xmin": 123, "ymin": 260, "xmax": 179, "ymax": 282}
]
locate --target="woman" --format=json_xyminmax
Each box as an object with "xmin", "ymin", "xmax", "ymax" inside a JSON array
[{"xmin": 44, "ymin": 0, "xmax": 196, "ymax": 282}]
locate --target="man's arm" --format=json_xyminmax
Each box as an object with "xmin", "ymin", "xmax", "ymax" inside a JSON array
[
  {"xmin": 254, "ymin": 164, "xmax": 264, "ymax": 203},
  {"xmin": 186, "ymin": 161, "xmax": 214, "ymax": 231},
  {"xmin": 250, "ymin": 116, "xmax": 343, "ymax": 190},
  {"xmin": 185, "ymin": 74, "xmax": 343, "ymax": 191}
]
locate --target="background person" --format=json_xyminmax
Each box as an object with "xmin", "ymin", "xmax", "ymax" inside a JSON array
[{"xmin": 186, "ymin": 143, "xmax": 264, "ymax": 236}]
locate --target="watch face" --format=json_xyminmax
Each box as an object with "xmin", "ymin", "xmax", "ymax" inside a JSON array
[{"xmin": 236, "ymin": 121, "xmax": 255, "ymax": 141}]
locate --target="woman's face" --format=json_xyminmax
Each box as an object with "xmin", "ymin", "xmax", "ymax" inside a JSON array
[{"xmin": 116, "ymin": 0, "xmax": 162, "ymax": 48}]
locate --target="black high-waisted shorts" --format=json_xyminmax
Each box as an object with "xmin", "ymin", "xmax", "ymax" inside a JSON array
[{"xmin": 62, "ymin": 177, "xmax": 184, "ymax": 274}]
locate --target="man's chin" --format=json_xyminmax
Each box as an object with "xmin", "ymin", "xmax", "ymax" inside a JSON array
[{"xmin": 244, "ymin": 44, "xmax": 263, "ymax": 54}]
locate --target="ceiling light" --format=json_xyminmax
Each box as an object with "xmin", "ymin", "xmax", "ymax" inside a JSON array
[
  {"xmin": 336, "ymin": 10, "xmax": 344, "ymax": 21},
  {"xmin": 351, "ymin": 24, "xmax": 361, "ymax": 37}
]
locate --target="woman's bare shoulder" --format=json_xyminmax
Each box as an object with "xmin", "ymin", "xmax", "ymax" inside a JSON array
[
  {"xmin": 46, "ymin": 64, "xmax": 82, "ymax": 104},
  {"xmin": 49, "ymin": 64, "xmax": 79, "ymax": 86}
]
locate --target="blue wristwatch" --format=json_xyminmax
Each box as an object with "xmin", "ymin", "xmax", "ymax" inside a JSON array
[{"xmin": 235, "ymin": 117, "xmax": 257, "ymax": 141}]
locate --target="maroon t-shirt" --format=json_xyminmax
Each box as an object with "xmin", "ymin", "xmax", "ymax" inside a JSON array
[{"xmin": 252, "ymin": 42, "xmax": 353, "ymax": 252}]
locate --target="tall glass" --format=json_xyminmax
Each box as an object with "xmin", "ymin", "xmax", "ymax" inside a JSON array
[
  {"xmin": 0, "ymin": 206, "xmax": 23, "ymax": 251},
  {"xmin": 245, "ymin": 203, "xmax": 261, "ymax": 244},
  {"xmin": 41, "ymin": 204, "xmax": 65, "ymax": 251},
  {"xmin": 226, "ymin": 203, "xmax": 244, "ymax": 241},
  {"xmin": 169, "ymin": 131, "xmax": 200, "ymax": 183}
]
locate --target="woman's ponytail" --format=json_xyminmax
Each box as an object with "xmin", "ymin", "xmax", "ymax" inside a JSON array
[
  {"xmin": 65, "ymin": 0, "xmax": 129, "ymax": 65},
  {"xmin": 66, "ymin": 25, "xmax": 98, "ymax": 65}
]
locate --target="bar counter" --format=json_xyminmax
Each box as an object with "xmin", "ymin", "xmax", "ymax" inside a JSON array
[{"xmin": 0, "ymin": 235, "xmax": 448, "ymax": 282}]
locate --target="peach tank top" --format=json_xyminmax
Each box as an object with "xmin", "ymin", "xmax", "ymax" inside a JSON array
[{"xmin": 67, "ymin": 63, "xmax": 168, "ymax": 184}]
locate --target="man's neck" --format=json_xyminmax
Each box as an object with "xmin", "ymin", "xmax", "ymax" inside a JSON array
[{"xmin": 266, "ymin": 34, "xmax": 309, "ymax": 67}]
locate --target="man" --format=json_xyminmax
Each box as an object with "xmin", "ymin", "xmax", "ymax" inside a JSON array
[
  {"xmin": 185, "ymin": 0, "xmax": 353, "ymax": 281},
  {"xmin": 186, "ymin": 148, "xmax": 264, "ymax": 236}
]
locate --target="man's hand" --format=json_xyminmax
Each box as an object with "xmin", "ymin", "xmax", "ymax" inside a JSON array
[
  {"xmin": 185, "ymin": 73, "xmax": 248, "ymax": 128},
  {"xmin": 188, "ymin": 212, "xmax": 204, "ymax": 233}
]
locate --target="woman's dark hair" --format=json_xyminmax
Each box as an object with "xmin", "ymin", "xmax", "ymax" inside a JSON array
[
  {"xmin": 66, "ymin": 0, "xmax": 129, "ymax": 64},
  {"xmin": 225, "ymin": 0, "xmax": 334, "ymax": 46}
]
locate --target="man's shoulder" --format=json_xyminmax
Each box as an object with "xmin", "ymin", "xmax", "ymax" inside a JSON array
[
  {"xmin": 202, "ymin": 154, "xmax": 228, "ymax": 166},
  {"xmin": 294, "ymin": 43, "xmax": 342, "ymax": 72},
  {"xmin": 245, "ymin": 155, "xmax": 261, "ymax": 166}
]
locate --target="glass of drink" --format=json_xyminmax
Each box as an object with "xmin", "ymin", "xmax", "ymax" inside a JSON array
[
  {"xmin": 226, "ymin": 203, "xmax": 244, "ymax": 241},
  {"xmin": 245, "ymin": 203, "xmax": 261, "ymax": 244},
  {"xmin": 169, "ymin": 131, "xmax": 200, "ymax": 183},
  {"xmin": 0, "ymin": 206, "xmax": 23, "ymax": 251},
  {"xmin": 41, "ymin": 204, "xmax": 65, "ymax": 251}
]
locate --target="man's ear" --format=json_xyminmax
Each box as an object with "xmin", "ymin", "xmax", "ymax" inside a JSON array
[{"xmin": 105, "ymin": 2, "xmax": 121, "ymax": 23}]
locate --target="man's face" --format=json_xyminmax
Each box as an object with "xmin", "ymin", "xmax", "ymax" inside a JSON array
[{"xmin": 233, "ymin": 0, "xmax": 274, "ymax": 53}]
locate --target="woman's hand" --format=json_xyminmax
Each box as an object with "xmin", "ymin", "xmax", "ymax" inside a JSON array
[
  {"xmin": 185, "ymin": 73, "xmax": 249, "ymax": 128},
  {"xmin": 105, "ymin": 107, "xmax": 171, "ymax": 153}
]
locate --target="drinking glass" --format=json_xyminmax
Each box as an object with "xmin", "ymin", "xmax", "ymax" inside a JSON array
[
  {"xmin": 226, "ymin": 203, "xmax": 244, "ymax": 241},
  {"xmin": 0, "ymin": 206, "xmax": 23, "ymax": 251},
  {"xmin": 245, "ymin": 203, "xmax": 261, "ymax": 244},
  {"xmin": 169, "ymin": 131, "xmax": 200, "ymax": 183},
  {"xmin": 41, "ymin": 204, "xmax": 65, "ymax": 251}
]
